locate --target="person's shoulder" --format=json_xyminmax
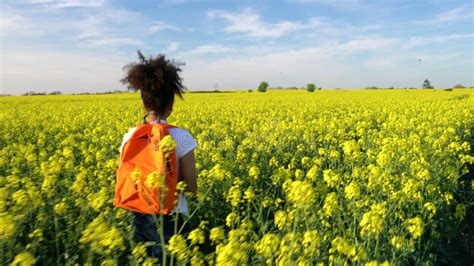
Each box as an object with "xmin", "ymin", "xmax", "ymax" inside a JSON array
[
  {"xmin": 168, "ymin": 126, "xmax": 193, "ymax": 137},
  {"xmin": 123, "ymin": 127, "xmax": 137, "ymax": 138},
  {"xmin": 119, "ymin": 127, "xmax": 137, "ymax": 153},
  {"xmin": 167, "ymin": 125, "xmax": 197, "ymax": 155}
]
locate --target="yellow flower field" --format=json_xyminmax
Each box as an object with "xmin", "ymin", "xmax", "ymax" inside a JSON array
[{"xmin": 0, "ymin": 89, "xmax": 473, "ymax": 265}]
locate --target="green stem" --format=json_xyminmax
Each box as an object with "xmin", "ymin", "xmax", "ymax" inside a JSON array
[
  {"xmin": 54, "ymin": 214, "xmax": 60, "ymax": 264},
  {"xmin": 159, "ymin": 214, "xmax": 167, "ymax": 266},
  {"xmin": 178, "ymin": 186, "xmax": 213, "ymax": 235},
  {"xmin": 374, "ymin": 237, "xmax": 380, "ymax": 258},
  {"xmin": 170, "ymin": 212, "xmax": 179, "ymax": 266}
]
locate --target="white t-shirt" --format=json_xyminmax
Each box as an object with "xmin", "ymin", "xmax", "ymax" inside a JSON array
[{"xmin": 119, "ymin": 119, "xmax": 197, "ymax": 215}]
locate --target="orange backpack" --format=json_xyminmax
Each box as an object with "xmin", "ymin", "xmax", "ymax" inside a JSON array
[{"xmin": 114, "ymin": 123, "xmax": 179, "ymax": 215}]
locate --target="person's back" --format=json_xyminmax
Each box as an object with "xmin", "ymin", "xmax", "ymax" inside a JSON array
[
  {"xmin": 117, "ymin": 51, "xmax": 197, "ymax": 262},
  {"xmin": 119, "ymin": 118, "xmax": 197, "ymax": 214}
]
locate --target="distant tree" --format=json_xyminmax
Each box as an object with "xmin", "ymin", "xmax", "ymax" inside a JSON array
[
  {"xmin": 286, "ymin": 87, "xmax": 298, "ymax": 90},
  {"xmin": 23, "ymin": 91, "xmax": 46, "ymax": 96},
  {"xmin": 365, "ymin": 86, "xmax": 379, "ymax": 90},
  {"xmin": 49, "ymin": 91, "xmax": 61, "ymax": 95},
  {"xmin": 422, "ymin": 79, "xmax": 433, "ymax": 89},
  {"xmin": 453, "ymin": 84, "xmax": 465, "ymax": 89},
  {"xmin": 258, "ymin": 81, "xmax": 269, "ymax": 92},
  {"xmin": 388, "ymin": 86, "xmax": 394, "ymax": 90},
  {"xmin": 248, "ymin": 89, "xmax": 253, "ymax": 92},
  {"xmin": 318, "ymin": 87, "xmax": 322, "ymax": 90},
  {"xmin": 307, "ymin": 83, "xmax": 316, "ymax": 92}
]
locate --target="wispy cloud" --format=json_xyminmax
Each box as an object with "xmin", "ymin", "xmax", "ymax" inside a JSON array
[
  {"xmin": 177, "ymin": 44, "xmax": 237, "ymax": 57},
  {"xmin": 148, "ymin": 21, "xmax": 181, "ymax": 33},
  {"xmin": 87, "ymin": 38, "xmax": 143, "ymax": 47},
  {"xmin": 208, "ymin": 8, "xmax": 382, "ymax": 40},
  {"xmin": 402, "ymin": 33, "xmax": 474, "ymax": 49},
  {"xmin": 166, "ymin": 42, "xmax": 179, "ymax": 52},
  {"xmin": 66, "ymin": 8, "xmax": 145, "ymax": 48},
  {"xmin": 24, "ymin": 0, "xmax": 106, "ymax": 9},
  {"xmin": 412, "ymin": 6, "xmax": 474, "ymax": 24},
  {"xmin": 208, "ymin": 8, "xmax": 305, "ymax": 38},
  {"xmin": 0, "ymin": 9, "xmax": 39, "ymax": 36},
  {"xmin": 290, "ymin": 0, "xmax": 360, "ymax": 4}
]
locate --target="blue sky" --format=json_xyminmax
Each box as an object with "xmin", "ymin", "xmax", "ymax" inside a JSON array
[{"xmin": 1, "ymin": 0, "xmax": 473, "ymax": 94}]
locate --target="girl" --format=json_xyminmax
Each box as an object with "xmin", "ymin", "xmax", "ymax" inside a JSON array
[{"xmin": 119, "ymin": 51, "xmax": 197, "ymax": 261}]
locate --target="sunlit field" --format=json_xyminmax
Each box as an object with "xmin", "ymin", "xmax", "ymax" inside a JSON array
[{"xmin": 1, "ymin": 89, "xmax": 473, "ymax": 265}]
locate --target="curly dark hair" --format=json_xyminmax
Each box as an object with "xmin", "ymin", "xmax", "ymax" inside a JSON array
[{"xmin": 120, "ymin": 51, "xmax": 185, "ymax": 115}]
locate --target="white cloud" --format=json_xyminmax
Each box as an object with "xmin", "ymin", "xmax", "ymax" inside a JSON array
[
  {"xmin": 87, "ymin": 37, "xmax": 143, "ymax": 47},
  {"xmin": 0, "ymin": 12, "xmax": 29, "ymax": 32},
  {"xmin": 24, "ymin": 0, "xmax": 106, "ymax": 8},
  {"xmin": 65, "ymin": 9, "xmax": 146, "ymax": 48},
  {"xmin": 402, "ymin": 33, "xmax": 474, "ymax": 49},
  {"xmin": 334, "ymin": 38, "xmax": 397, "ymax": 55},
  {"xmin": 185, "ymin": 44, "xmax": 237, "ymax": 55},
  {"xmin": 1, "ymin": 49, "xmax": 129, "ymax": 94},
  {"xmin": 208, "ymin": 8, "xmax": 305, "ymax": 38},
  {"xmin": 180, "ymin": 34, "xmax": 473, "ymax": 90},
  {"xmin": 412, "ymin": 6, "xmax": 474, "ymax": 24},
  {"xmin": 208, "ymin": 8, "xmax": 382, "ymax": 40},
  {"xmin": 149, "ymin": 21, "xmax": 181, "ymax": 33},
  {"xmin": 0, "ymin": 8, "xmax": 43, "ymax": 36},
  {"xmin": 290, "ymin": 0, "xmax": 360, "ymax": 4},
  {"xmin": 166, "ymin": 42, "xmax": 179, "ymax": 52}
]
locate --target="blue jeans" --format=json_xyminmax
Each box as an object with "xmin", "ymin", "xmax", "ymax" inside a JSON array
[{"xmin": 132, "ymin": 211, "xmax": 189, "ymax": 262}]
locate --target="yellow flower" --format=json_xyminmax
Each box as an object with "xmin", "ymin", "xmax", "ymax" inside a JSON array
[
  {"xmin": 255, "ymin": 233, "xmax": 280, "ymax": 258},
  {"xmin": 302, "ymin": 230, "xmax": 321, "ymax": 256},
  {"xmin": 188, "ymin": 228, "xmax": 206, "ymax": 245},
  {"xmin": 286, "ymin": 180, "xmax": 316, "ymax": 209},
  {"xmin": 130, "ymin": 168, "xmax": 143, "ymax": 183},
  {"xmin": 248, "ymin": 166, "xmax": 260, "ymax": 178},
  {"xmin": 11, "ymin": 252, "xmax": 37, "ymax": 266},
  {"xmin": 132, "ymin": 244, "xmax": 147, "ymax": 263},
  {"xmin": 344, "ymin": 181, "xmax": 361, "ymax": 200},
  {"xmin": 323, "ymin": 192, "xmax": 340, "ymax": 217},
  {"xmin": 330, "ymin": 236, "xmax": 356, "ymax": 257},
  {"xmin": 226, "ymin": 185, "xmax": 242, "ymax": 207},
  {"xmin": 168, "ymin": 234, "xmax": 190, "ymax": 261},
  {"xmin": 209, "ymin": 227, "xmax": 225, "ymax": 243},
  {"xmin": 360, "ymin": 203, "xmax": 387, "ymax": 237},
  {"xmin": 0, "ymin": 213, "xmax": 16, "ymax": 240},
  {"xmin": 306, "ymin": 165, "xmax": 319, "ymax": 182},
  {"xmin": 159, "ymin": 135, "xmax": 176, "ymax": 154},
  {"xmin": 390, "ymin": 236, "xmax": 405, "ymax": 250},
  {"xmin": 365, "ymin": 260, "xmax": 391, "ymax": 266},
  {"xmin": 145, "ymin": 170, "xmax": 166, "ymax": 190},
  {"xmin": 176, "ymin": 181, "xmax": 187, "ymax": 192},
  {"xmin": 216, "ymin": 239, "xmax": 248, "ymax": 265},
  {"xmin": 275, "ymin": 210, "xmax": 288, "ymax": 229},
  {"xmin": 405, "ymin": 216, "xmax": 424, "ymax": 239},
  {"xmin": 54, "ymin": 202, "xmax": 68, "ymax": 215},
  {"xmin": 28, "ymin": 228, "xmax": 43, "ymax": 242},
  {"xmin": 243, "ymin": 187, "xmax": 256, "ymax": 201},
  {"xmin": 226, "ymin": 212, "xmax": 240, "ymax": 227},
  {"xmin": 423, "ymin": 202, "xmax": 436, "ymax": 218},
  {"xmin": 79, "ymin": 215, "xmax": 125, "ymax": 253},
  {"xmin": 323, "ymin": 169, "xmax": 341, "ymax": 188}
]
